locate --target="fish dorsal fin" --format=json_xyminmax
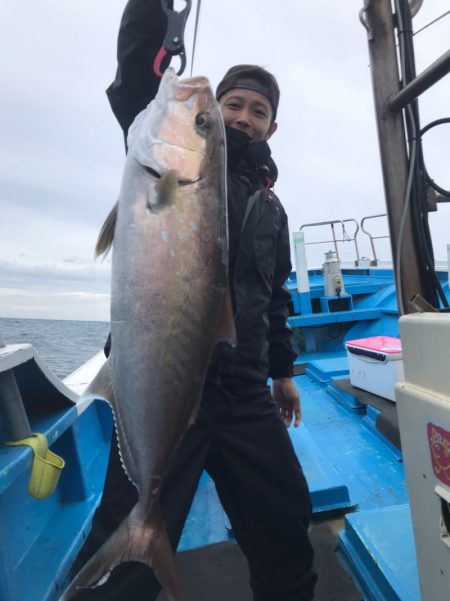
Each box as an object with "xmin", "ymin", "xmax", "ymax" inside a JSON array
[
  {"xmin": 215, "ymin": 287, "xmax": 237, "ymax": 346},
  {"xmin": 95, "ymin": 202, "xmax": 118, "ymax": 257},
  {"xmin": 149, "ymin": 170, "xmax": 179, "ymax": 212}
]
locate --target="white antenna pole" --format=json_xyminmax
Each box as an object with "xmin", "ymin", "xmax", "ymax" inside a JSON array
[{"xmin": 293, "ymin": 231, "xmax": 310, "ymax": 295}]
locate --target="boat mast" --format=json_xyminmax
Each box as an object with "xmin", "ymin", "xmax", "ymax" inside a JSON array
[{"xmin": 361, "ymin": 0, "xmax": 450, "ymax": 315}]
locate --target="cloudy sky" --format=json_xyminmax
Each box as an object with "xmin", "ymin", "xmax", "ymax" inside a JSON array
[{"xmin": 1, "ymin": 1, "xmax": 449, "ymax": 321}]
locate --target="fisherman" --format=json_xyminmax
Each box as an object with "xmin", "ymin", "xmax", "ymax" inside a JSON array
[{"xmin": 71, "ymin": 0, "xmax": 317, "ymax": 599}]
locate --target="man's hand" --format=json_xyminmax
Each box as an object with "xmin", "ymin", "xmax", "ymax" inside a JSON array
[{"xmin": 272, "ymin": 377, "xmax": 301, "ymax": 428}]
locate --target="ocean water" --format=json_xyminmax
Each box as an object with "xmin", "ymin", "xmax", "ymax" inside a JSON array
[{"xmin": 0, "ymin": 317, "xmax": 110, "ymax": 379}]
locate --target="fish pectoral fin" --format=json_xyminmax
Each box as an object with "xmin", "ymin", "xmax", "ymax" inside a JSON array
[
  {"xmin": 148, "ymin": 170, "xmax": 179, "ymax": 212},
  {"xmin": 82, "ymin": 358, "xmax": 114, "ymax": 405},
  {"xmin": 215, "ymin": 287, "xmax": 237, "ymax": 346},
  {"xmin": 58, "ymin": 502, "xmax": 183, "ymax": 601}
]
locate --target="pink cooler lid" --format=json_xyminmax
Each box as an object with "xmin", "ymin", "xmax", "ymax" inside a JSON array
[{"xmin": 345, "ymin": 335, "xmax": 402, "ymax": 354}]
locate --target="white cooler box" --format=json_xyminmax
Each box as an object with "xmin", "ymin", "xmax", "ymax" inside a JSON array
[{"xmin": 345, "ymin": 336, "xmax": 404, "ymax": 402}]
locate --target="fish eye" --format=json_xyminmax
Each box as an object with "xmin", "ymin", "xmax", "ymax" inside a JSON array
[{"xmin": 195, "ymin": 112, "xmax": 210, "ymax": 130}]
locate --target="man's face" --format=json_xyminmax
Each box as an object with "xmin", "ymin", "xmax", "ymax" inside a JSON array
[{"xmin": 219, "ymin": 88, "xmax": 278, "ymax": 143}]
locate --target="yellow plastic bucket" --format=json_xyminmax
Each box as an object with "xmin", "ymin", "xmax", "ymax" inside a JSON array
[{"xmin": 5, "ymin": 433, "xmax": 65, "ymax": 500}]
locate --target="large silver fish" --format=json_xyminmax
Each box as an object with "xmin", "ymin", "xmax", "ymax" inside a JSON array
[{"xmin": 60, "ymin": 68, "xmax": 232, "ymax": 601}]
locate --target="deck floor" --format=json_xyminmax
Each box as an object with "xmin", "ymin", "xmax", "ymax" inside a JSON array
[
  {"xmin": 297, "ymin": 373, "xmax": 408, "ymax": 511},
  {"xmin": 158, "ymin": 519, "xmax": 362, "ymax": 601}
]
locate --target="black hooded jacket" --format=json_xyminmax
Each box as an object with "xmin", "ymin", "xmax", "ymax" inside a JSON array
[{"xmin": 106, "ymin": 0, "xmax": 296, "ymax": 385}]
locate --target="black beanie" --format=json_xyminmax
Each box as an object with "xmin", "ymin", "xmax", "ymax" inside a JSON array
[{"xmin": 216, "ymin": 65, "xmax": 280, "ymax": 121}]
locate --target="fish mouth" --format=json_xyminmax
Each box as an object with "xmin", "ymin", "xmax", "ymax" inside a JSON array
[{"xmin": 143, "ymin": 165, "xmax": 201, "ymax": 186}]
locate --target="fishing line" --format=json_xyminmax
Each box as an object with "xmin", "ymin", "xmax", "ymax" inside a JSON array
[
  {"xmin": 388, "ymin": 9, "xmax": 450, "ymax": 53},
  {"xmin": 414, "ymin": 9, "xmax": 450, "ymax": 37},
  {"xmin": 190, "ymin": 0, "xmax": 202, "ymax": 76}
]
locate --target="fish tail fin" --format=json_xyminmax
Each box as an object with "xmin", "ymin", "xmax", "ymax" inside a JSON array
[
  {"xmin": 59, "ymin": 503, "xmax": 183, "ymax": 601},
  {"xmin": 95, "ymin": 202, "xmax": 118, "ymax": 258},
  {"xmin": 133, "ymin": 502, "xmax": 183, "ymax": 601}
]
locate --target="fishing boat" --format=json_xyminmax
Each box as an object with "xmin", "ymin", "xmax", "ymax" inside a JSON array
[
  {"xmin": 1, "ymin": 1, "xmax": 449, "ymax": 600},
  {"xmin": 2, "ymin": 223, "xmax": 440, "ymax": 601}
]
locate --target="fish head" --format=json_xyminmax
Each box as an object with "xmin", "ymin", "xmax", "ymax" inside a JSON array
[{"xmin": 127, "ymin": 68, "xmax": 225, "ymax": 184}]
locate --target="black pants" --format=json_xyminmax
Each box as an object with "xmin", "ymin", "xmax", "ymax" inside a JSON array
[{"xmin": 71, "ymin": 380, "xmax": 317, "ymax": 601}]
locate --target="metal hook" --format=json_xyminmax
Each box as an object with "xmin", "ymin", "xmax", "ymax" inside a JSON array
[{"xmin": 359, "ymin": 0, "xmax": 374, "ymax": 41}]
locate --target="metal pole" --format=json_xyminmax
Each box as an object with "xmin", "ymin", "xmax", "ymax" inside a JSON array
[
  {"xmin": 363, "ymin": 0, "xmax": 425, "ymax": 314},
  {"xmin": 331, "ymin": 223, "xmax": 340, "ymax": 260},
  {"xmin": 361, "ymin": 214, "xmax": 387, "ymax": 265},
  {"xmin": 389, "ymin": 50, "xmax": 450, "ymax": 112}
]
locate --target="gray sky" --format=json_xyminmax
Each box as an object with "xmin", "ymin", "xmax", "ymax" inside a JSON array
[{"xmin": 1, "ymin": 1, "xmax": 449, "ymax": 321}]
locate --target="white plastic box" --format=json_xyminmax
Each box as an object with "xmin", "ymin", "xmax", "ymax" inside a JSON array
[{"xmin": 345, "ymin": 336, "xmax": 404, "ymax": 402}]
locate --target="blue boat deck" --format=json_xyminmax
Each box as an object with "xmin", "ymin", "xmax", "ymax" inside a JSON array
[
  {"xmin": 339, "ymin": 505, "xmax": 419, "ymax": 601},
  {"xmin": 297, "ymin": 374, "xmax": 408, "ymax": 511}
]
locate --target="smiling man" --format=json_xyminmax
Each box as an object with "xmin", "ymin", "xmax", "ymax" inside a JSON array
[
  {"xmin": 217, "ymin": 66, "xmax": 278, "ymax": 142},
  {"xmin": 70, "ymin": 2, "xmax": 317, "ymax": 600}
]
